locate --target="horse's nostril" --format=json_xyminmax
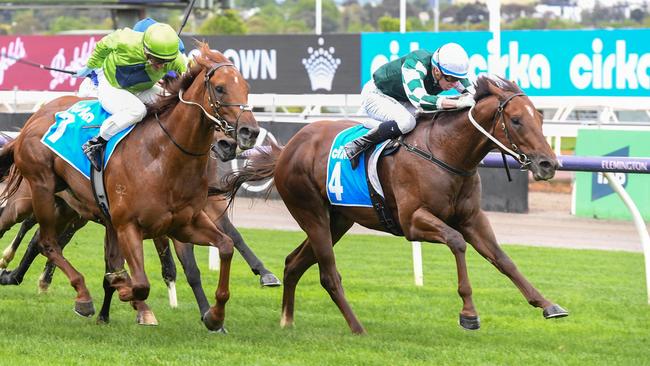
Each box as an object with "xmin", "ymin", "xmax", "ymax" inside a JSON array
[{"xmin": 539, "ymin": 160, "xmax": 553, "ymax": 169}]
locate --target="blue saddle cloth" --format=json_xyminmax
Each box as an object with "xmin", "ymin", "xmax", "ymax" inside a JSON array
[
  {"xmin": 326, "ymin": 125, "xmax": 375, "ymax": 207},
  {"xmin": 40, "ymin": 100, "xmax": 135, "ymax": 179}
]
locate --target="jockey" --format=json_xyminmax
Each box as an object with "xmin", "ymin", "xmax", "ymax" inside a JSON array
[
  {"xmin": 344, "ymin": 42, "xmax": 475, "ymax": 169},
  {"xmin": 75, "ymin": 22, "xmax": 187, "ymax": 171}
]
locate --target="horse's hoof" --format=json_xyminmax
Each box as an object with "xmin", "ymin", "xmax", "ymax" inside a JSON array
[
  {"xmin": 202, "ymin": 310, "xmax": 225, "ymax": 332},
  {"xmin": 260, "ymin": 273, "xmax": 281, "ymax": 287},
  {"xmin": 74, "ymin": 300, "xmax": 96, "ymax": 318},
  {"xmin": 96, "ymin": 315, "xmax": 110, "ymax": 325},
  {"xmin": 543, "ymin": 304, "xmax": 569, "ymax": 319},
  {"xmin": 0, "ymin": 269, "xmax": 18, "ymax": 285},
  {"xmin": 136, "ymin": 310, "xmax": 159, "ymax": 326},
  {"xmin": 459, "ymin": 314, "xmax": 480, "ymax": 330},
  {"xmin": 209, "ymin": 327, "xmax": 228, "ymax": 334}
]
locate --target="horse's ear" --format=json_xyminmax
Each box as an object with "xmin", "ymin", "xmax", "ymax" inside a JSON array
[{"xmin": 486, "ymin": 78, "xmax": 507, "ymax": 100}]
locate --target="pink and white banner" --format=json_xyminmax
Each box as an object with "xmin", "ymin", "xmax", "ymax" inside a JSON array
[{"xmin": 0, "ymin": 35, "xmax": 101, "ymax": 91}]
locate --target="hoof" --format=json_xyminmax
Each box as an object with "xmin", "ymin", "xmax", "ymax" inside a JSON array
[
  {"xmin": 209, "ymin": 327, "xmax": 228, "ymax": 334},
  {"xmin": 459, "ymin": 314, "xmax": 480, "ymax": 330},
  {"xmin": 0, "ymin": 269, "xmax": 18, "ymax": 285},
  {"xmin": 74, "ymin": 300, "xmax": 96, "ymax": 318},
  {"xmin": 260, "ymin": 273, "xmax": 281, "ymax": 287},
  {"xmin": 136, "ymin": 310, "xmax": 159, "ymax": 326},
  {"xmin": 96, "ymin": 315, "xmax": 110, "ymax": 325},
  {"xmin": 543, "ymin": 304, "xmax": 569, "ymax": 319},
  {"xmin": 202, "ymin": 310, "xmax": 225, "ymax": 332}
]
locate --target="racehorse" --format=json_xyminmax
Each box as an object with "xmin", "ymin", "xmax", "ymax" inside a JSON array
[
  {"xmin": 0, "ymin": 43, "xmax": 259, "ymax": 332},
  {"xmin": 222, "ymin": 76, "xmax": 568, "ymax": 333}
]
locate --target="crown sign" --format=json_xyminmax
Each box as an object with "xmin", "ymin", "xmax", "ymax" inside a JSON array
[{"xmin": 302, "ymin": 38, "xmax": 341, "ymax": 91}]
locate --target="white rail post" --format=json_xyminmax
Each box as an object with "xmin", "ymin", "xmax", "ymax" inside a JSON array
[
  {"xmin": 209, "ymin": 247, "xmax": 220, "ymax": 271},
  {"xmin": 604, "ymin": 172, "xmax": 650, "ymax": 304},
  {"xmin": 412, "ymin": 241, "xmax": 424, "ymax": 286}
]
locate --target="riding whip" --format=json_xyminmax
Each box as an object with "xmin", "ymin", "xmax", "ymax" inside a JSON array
[
  {"xmin": 177, "ymin": 0, "xmax": 198, "ymax": 36},
  {"xmin": 0, "ymin": 51, "xmax": 76, "ymax": 75}
]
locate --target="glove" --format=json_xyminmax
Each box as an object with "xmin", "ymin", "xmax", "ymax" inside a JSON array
[
  {"xmin": 75, "ymin": 66, "xmax": 92, "ymax": 78},
  {"xmin": 455, "ymin": 94, "xmax": 476, "ymax": 109}
]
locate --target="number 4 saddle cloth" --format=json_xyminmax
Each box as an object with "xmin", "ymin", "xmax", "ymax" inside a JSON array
[
  {"xmin": 40, "ymin": 100, "xmax": 135, "ymax": 179},
  {"xmin": 326, "ymin": 124, "xmax": 391, "ymax": 207}
]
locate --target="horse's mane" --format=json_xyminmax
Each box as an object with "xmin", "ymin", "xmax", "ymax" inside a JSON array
[
  {"xmin": 147, "ymin": 42, "xmax": 231, "ymax": 117},
  {"xmin": 422, "ymin": 75, "xmax": 523, "ymax": 125}
]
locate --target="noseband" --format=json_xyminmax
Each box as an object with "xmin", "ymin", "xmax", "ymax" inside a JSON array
[{"xmin": 468, "ymin": 92, "xmax": 532, "ymax": 168}]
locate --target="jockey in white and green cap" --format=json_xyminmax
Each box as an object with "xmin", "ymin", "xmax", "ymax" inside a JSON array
[
  {"xmin": 75, "ymin": 22, "xmax": 187, "ymax": 171},
  {"xmin": 344, "ymin": 42, "xmax": 475, "ymax": 169}
]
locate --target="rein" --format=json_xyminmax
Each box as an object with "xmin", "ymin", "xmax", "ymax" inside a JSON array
[
  {"xmin": 397, "ymin": 139, "xmax": 475, "ymax": 177},
  {"xmin": 467, "ymin": 92, "xmax": 532, "ymax": 168}
]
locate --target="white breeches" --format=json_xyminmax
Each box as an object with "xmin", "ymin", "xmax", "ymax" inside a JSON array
[
  {"xmin": 96, "ymin": 70, "xmax": 163, "ymax": 140},
  {"xmin": 360, "ymin": 79, "xmax": 417, "ymax": 133}
]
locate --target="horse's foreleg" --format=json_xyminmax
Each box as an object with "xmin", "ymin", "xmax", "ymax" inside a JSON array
[
  {"xmin": 114, "ymin": 223, "xmax": 149, "ymax": 301},
  {"xmin": 459, "ymin": 210, "xmax": 568, "ymax": 319},
  {"xmin": 174, "ymin": 212, "xmax": 233, "ymax": 333},
  {"xmin": 0, "ymin": 214, "xmax": 37, "ymax": 269},
  {"xmin": 217, "ymin": 214, "xmax": 281, "ymax": 287},
  {"xmin": 29, "ymin": 184, "xmax": 94, "ymax": 317},
  {"xmin": 405, "ymin": 208, "xmax": 479, "ymax": 330},
  {"xmin": 0, "ymin": 229, "xmax": 41, "ymax": 286},
  {"xmin": 152, "ymin": 236, "xmax": 178, "ymax": 308},
  {"xmin": 171, "ymin": 239, "xmax": 211, "ymax": 318},
  {"xmin": 102, "ymin": 225, "xmax": 157, "ymax": 325}
]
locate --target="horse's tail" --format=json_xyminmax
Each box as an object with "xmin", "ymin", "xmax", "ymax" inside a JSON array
[
  {"xmin": 0, "ymin": 138, "xmax": 23, "ymax": 205},
  {"xmin": 220, "ymin": 143, "xmax": 282, "ymax": 200}
]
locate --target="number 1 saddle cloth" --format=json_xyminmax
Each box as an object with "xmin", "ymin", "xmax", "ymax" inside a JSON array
[{"xmin": 40, "ymin": 100, "xmax": 135, "ymax": 179}]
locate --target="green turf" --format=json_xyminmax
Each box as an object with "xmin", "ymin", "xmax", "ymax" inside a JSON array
[{"xmin": 0, "ymin": 223, "xmax": 649, "ymax": 365}]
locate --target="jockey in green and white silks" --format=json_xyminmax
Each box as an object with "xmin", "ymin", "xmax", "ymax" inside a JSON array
[
  {"xmin": 344, "ymin": 42, "xmax": 476, "ymax": 169},
  {"xmin": 75, "ymin": 22, "xmax": 187, "ymax": 171}
]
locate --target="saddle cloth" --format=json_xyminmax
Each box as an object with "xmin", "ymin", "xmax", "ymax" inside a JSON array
[
  {"xmin": 40, "ymin": 100, "xmax": 135, "ymax": 179},
  {"xmin": 326, "ymin": 125, "xmax": 390, "ymax": 207}
]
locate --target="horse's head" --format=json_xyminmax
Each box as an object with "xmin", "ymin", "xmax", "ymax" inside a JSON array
[
  {"xmin": 190, "ymin": 43, "xmax": 260, "ymax": 150},
  {"xmin": 211, "ymin": 130, "xmax": 237, "ymax": 162},
  {"xmin": 473, "ymin": 76, "xmax": 558, "ymax": 181}
]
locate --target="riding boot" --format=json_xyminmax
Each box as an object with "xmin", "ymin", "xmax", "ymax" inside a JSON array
[
  {"xmin": 82, "ymin": 136, "xmax": 107, "ymax": 171},
  {"xmin": 344, "ymin": 120, "xmax": 401, "ymax": 170}
]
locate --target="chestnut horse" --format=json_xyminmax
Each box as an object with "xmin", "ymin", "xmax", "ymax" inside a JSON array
[
  {"xmin": 223, "ymin": 76, "xmax": 568, "ymax": 334},
  {"xmin": 0, "ymin": 43, "xmax": 259, "ymax": 332}
]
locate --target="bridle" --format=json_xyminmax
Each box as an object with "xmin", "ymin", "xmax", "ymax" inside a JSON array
[
  {"xmin": 467, "ymin": 92, "xmax": 532, "ymax": 169},
  {"xmin": 165, "ymin": 61, "xmax": 252, "ymax": 156}
]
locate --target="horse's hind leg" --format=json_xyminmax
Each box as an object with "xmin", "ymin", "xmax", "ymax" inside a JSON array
[
  {"xmin": 218, "ymin": 215, "xmax": 281, "ymax": 287},
  {"xmin": 460, "ymin": 211, "xmax": 568, "ymax": 319},
  {"xmin": 0, "ymin": 196, "xmax": 36, "ymax": 269},
  {"xmin": 38, "ymin": 215, "xmax": 88, "ymax": 293},
  {"xmin": 28, "ymin": 183, "xmax": 94, "ymax": 317},
  {"xmin": 405, "ymin": 208, "xmax": 479, "ymax": 330},
  {"xmin": 280, "ymin": 209, "xmax": 360, "ymax": 333}
]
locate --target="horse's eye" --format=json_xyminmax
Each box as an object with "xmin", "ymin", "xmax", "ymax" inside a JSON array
[
  {"xmin": 511, "ymin": 117, "xmax": 521, "ymax": 126},
  {"xmin": 215, "ymin": 86, "xmax": 225, "ymax": 94}
]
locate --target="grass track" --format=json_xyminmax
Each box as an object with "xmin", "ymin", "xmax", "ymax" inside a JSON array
[{"xmin": 0, "ymin": 223, "xmax": 649, "ymax": 365}]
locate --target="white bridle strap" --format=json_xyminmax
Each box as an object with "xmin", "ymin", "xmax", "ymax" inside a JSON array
[
  {"xmin": 467, "ymin": 104, "xmax": 522, "ymax": 160},
  {"xmin": 178, "ymin": 89, "xmax": 227, "ymax": 129}
]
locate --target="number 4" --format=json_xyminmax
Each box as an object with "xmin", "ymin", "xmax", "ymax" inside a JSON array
[{"xmin": 328, "ymin": 161, "xmax": 344, "ymax": 201}]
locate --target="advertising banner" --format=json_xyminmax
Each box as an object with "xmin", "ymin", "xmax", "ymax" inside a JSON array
[
  {"xmin": 573, "ymin": 129, "xmax": 650, "ymax": 220},
  {"xmin": 187, "ymin": 34, "xmax": 361, "ymax": 94},
  {"xmin": 361, "ymin": 29, "xmax": 650, "ymax": 97},
  {"xmin": 0, "ymin": 35, "xmax": 101, "ymax": 91}
]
